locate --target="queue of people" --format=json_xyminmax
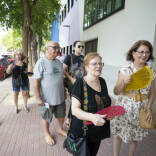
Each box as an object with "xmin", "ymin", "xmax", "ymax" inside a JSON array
[{"xmin": 5, "ymin": 39, "xmax": 156, "ymax": 156}]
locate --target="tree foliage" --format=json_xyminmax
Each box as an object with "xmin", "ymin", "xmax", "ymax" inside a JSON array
[
  {"xmin": 0, "ymin": 0, "xmax": 60, "ymax": 48},
  {"xmin": 1, "ymin": 29, "xmax": 22, "ymax": 51}
]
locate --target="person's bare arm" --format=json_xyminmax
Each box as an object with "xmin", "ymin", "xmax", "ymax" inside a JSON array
[
  {"xmin": 71, "ymin": 97, "xmax": 106, "ymax": 126},
  {"xmin": 114, "ymin": 71, "xmax": 131, "ymax": 95},
  {"xmin": 147, "ymin": 80, "xmax": 156, "ymax": 109},
  {"xmin": 6, "ymin": 63, "xmax": 14, "ymax": 74},
  {"xmin": 63, "ymin": 63, "xmax": 76, "ymax": 84},
  {"xmin": 34, "ymin": 78, "xmax": 44, "ymax": 106}
]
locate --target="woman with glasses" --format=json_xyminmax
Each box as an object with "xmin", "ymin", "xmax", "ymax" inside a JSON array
[
  {"xmin": 63, "ymin": 41, "xmax": 85, "ymax": 127},
  {"xmin": 67, "ymin": 52, "xmax": 111, "ymax": 156},
  {"xmin": 111, "ymin": 40, "xmax": 156, "ymax": 156}
]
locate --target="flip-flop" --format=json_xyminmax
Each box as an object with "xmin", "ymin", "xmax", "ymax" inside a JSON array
[
  {"xmin": 24, "ymin": 108, "xmax": 29, "ymax": 113},
  {"xmin": 86, "ymin": 105, "xmax": 125, "ymax": 126},
  {"xmin": 45, "ymin": 135, "xmax": 55, "ymax": 146},
  {"xmin": 58, "ymin": 130, "xmax": 67, "ymax": 137}
]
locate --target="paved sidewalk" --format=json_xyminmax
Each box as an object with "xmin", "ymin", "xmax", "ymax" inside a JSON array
[{"xmin": 0, "ymin": 71, "xmax": 156, "ymax": 156}]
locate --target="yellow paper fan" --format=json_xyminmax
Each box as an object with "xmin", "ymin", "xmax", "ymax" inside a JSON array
[{"xmin": 125, "ymin": 65, "xmax": 153, "ymax": 92}]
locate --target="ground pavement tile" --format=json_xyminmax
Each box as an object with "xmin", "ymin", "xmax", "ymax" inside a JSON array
[{"xmin": 0, "ymin": 77, "xmax": 156, "ymax": 156}]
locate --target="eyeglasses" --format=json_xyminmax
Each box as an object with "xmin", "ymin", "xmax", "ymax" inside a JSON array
[
  {"xmin": 89, "ymin": 62, "xmax": 104, "ymax": 67},
  {"xmin": 135, "ymin": 50, "xmax": 150, "ymax": 55},
  {"xmin": 48, "ymin": 46, "xmax": 60, "ymax": 50},
  {"xmin": 77, "ymin": 45, "xmax": 84, "ymax": 49}
]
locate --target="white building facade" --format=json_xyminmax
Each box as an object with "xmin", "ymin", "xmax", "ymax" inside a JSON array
[
  {"xmin": 55, "ymin": 0, "xmax": 156, "ymax": 112},
  {"xmin": 79, "ymin": 0, "xmax": 156, "ymax": 66}
]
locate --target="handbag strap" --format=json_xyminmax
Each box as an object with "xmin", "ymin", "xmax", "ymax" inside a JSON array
[
  {"xmin": 82, "ymin": 80, "xmax": 88, "ymax": 136},
  {"xmin": 70, "ymin": 55, "xmax": 74, "ymax": 76}
]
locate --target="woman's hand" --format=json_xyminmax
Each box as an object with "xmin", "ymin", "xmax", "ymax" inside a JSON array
[
  {"xmin": 91, "ymin": 114, "xmax": 107, "ymax": 126},
  {"xmin": 146, "ymin": 110, "xmax": 153, "ymax": 123},
  {"xmin": 107, "ymin": 117, "xmax": 114, "ymax": 120},
  {"xmin": 123, "ymin": 74, "xmax": 132, "ymax": 85}
]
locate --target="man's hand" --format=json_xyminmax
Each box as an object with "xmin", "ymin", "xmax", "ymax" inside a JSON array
[{"xmin": 36, "ymin": 97, "xmax": 44, "ymax": 106}]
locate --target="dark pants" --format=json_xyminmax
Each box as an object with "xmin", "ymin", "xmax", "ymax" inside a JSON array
[
  {"xmin": 73, "ymin": 139, "xmax": 101, "ymax": 156},
  {"xmin": 87, "ymin": 139, "xmax": 101, "ymax": 156}
]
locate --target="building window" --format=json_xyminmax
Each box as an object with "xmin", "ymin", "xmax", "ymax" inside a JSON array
[
  {"xmin": 68, "ymin": 0, "xmax": 70, "ymax": 12},
  {"xmin": 71, "ymin": 0, "xmax": 74, "ymax": 8},
  {"xmin": 85, "ymin": 39, "xmax": 98, "ymax": 55},
  {"xmin": 61, "ymin": 11, "xmax": 64, "ymax": 22},
  {"xmin": 59, "ymin": 15, "xmax": 62, "ymax": 24},
  {"xmin": 64, "ymin": 5, "xmax": 66, "ymax": 18},
  {"xmin": 70, "ymin": 45, "xmax": 72, "ymax": 54},
  {"xmin": 84, "ymin": 0, "xmax": 125, "ymax": 29},
  {"xmin": 67, "ymin": 46, "xmax": 69, "ymax": 55}
]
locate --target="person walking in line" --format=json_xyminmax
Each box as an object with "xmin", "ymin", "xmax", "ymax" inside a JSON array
[
  {"xmin": 33, "ymin": 41, "xmax": 67, "ymax": 146},
  {"xmin": 7, "ymin": 51, "xmax": 29, "ymax": 113},
  {"xmin": 63, "ymin": 40, "xmax": 84, "ymax": 127},
  {"xmin": 67, "ymin": 52, "xmax": 111, "ymax": 156},
  {"xmin": 111, "ymin": 40, "xmax": 156, "ymax": 156}
]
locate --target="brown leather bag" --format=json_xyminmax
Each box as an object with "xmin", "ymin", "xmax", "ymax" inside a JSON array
[{"xmin": 139, "ymin": 108, "xmax": 156, "ymax": 129}]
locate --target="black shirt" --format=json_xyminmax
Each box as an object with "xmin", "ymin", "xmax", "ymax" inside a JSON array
[
  {"xmin": 63, "ymin": 54, "xmax": 84, "ymax": 79},
  {"xmin": 12, "ymin": 62, "xmax": 28, "ymax": 82},
  {"xmin": 69, "ymin": 77, "xmax": 111, "ymax": 141}
]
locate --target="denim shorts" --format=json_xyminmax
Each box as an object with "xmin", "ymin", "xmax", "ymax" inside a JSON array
[{"xmin": 12, "ymin": 78, "xmax": 29, "ymax": 92}]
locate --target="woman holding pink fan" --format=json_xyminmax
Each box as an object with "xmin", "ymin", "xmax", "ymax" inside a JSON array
[
  {"xmin": 111, "ymin": 40, "xmax": 156, "ymax": 156},
  {"xmin": 64, "ymin": 52, "xmax": 111, "ymax": 156}
]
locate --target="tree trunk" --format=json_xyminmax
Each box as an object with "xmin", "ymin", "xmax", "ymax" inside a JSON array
[
  {"xmin": 28, "ymin": 30, "xmax": 33, "ymax": 73},
  {"xmin": 37, "ymin": 36, "xmax": 42, "ymax": 59},
  {"xmin": 31, "ymin": 35, "xmax": 38, "ymax": 66},
  {"xmin": 22, "ymin": 0, "xmax": 31, "ymax": 58}
]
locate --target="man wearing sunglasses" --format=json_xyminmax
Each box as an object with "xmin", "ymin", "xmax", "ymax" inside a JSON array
[{"xmin": 63, "ymin": 40, "xmax": 84, "ymax": 127}]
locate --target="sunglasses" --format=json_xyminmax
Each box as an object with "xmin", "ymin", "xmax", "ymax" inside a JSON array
[{"xmin": 77, "ymin": 45, "xmax": 84, "ymax": 49}]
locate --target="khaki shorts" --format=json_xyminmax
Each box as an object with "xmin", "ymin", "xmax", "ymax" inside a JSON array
[{"xmin": 40, "ymin": 102, "xmax": 66, "ymax": 123}]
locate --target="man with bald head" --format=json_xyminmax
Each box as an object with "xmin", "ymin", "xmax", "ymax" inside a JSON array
[{"xmin": 34, "ymin": 41, "xmax": 66, "ymax": 146}]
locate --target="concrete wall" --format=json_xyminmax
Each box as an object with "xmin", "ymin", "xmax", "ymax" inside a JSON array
[
  {"xmin": 79, "ymin": 0, "xmax": 156, "ymax": 112},
  {"xmin": 79, "ymin": 0, "xmax": 156, "ymax": 66}
]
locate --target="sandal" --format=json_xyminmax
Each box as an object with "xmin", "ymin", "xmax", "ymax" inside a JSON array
[
  {"xmin": 58, "ymin": 130, "xmax": 67, "ymax": 137},
  {"xmin": 45, "ymin": 135, "xmax": 55, "ymax": 146},
  {"xmin": 24, "ymin": 107, "xmax": 29, "ymax": 113},
  {"xmin": 15, "ymin": 108, "xmax": 19, "ymax": 114}
]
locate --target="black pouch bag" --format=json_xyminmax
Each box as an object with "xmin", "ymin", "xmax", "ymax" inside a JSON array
[{"xmin": 63, "ymin": 132, "xmax": 87, "ymax": 156}]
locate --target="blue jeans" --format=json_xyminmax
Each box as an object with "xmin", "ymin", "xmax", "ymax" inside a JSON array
[{"xmin": 12, "ymin": 78, "xmax": 29, "ymax": 92}]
